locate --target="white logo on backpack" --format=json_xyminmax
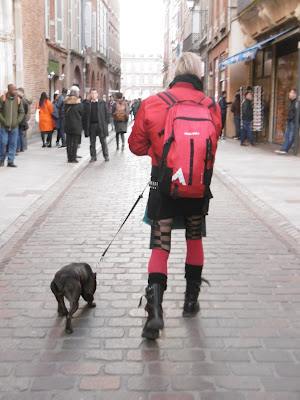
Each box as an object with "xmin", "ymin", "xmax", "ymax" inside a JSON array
[{"xmin": 172, "ymin": 168, "xmax": 186, "ymax": 185}]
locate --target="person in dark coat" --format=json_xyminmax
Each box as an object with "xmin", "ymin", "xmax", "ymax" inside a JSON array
[
  {"xmin": 275, "ymin": 88, "xmax": 298, "ymax": 154},
  {"xmin": 83, "ymin": 88, "xmax": 110, "ymax": 162},
  {"xmin": 52, "ymin": 93, "xmax": 61, "ymax": 135},
  {"xmin": 64, "ymin": 86, "xmax": 83, "ymax": 163},
  {"xmin": 231, "ymin": 93, "xmax": 241, "ymax": 139},
  {"xmin": 112, "ymin": 92, "xmax": 129, "ymax": 151},
  {"xmin": 241, "ymin": 91, "xmax": 255, "ymax": 146},
  {"xmin": 56, "ymin": 88, "xmax": 67, "ymax": 147},
  {"xmin": 17, "ymin": 88, "xmax": 29, "ymax": 152}
]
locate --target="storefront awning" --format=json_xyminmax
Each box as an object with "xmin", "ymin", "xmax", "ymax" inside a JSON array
[{"xmin": 219, "ymin": 27, "xmax": 296, "ymax": 69}]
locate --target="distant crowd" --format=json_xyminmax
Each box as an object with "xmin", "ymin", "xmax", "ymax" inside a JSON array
[{"xmin": 0, "ymin": 83, "xmax": 142, "ymax": 168}]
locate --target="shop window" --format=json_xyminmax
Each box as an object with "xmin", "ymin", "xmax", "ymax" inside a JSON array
[
  {"xmin": 255, "ymin": 50, "xmax": 263, "ymax": 78},
  {"xmin": 255, "ymin": 49, "xmax": 272, "ymax": 78},
  {"xmin": 264, "ymin": 49, "xmax": 272, "ymax": 76}
]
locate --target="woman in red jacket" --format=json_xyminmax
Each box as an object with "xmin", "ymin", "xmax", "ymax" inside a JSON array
[{"xmin": 128, "ymin": 52, "xmax": 222, "ymax": 340}]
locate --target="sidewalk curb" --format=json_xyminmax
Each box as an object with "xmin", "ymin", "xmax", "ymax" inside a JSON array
[
  {"xmin": 214, "ymin": 166, "xmax": 300, "ymax": 256},
  {"xmin": 0, "ymin": 123, "xmax": 133, "ymax": 273}
]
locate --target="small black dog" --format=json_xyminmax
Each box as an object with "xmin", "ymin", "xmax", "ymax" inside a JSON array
[{"xmin": 50, "ymin": 262, "xmax": 97, "ymax": 334}]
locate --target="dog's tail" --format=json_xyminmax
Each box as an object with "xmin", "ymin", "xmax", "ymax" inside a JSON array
[{"xmin": 51, "ymin": 276, "xmax": 67, "ymax": 294}]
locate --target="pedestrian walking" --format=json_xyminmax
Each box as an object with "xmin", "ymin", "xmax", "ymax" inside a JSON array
[
  {"xmin": 64, "ymin": 86, "xmax": 83, "ymax": 163},
  {"xmin": 132, "ymin": 99, "xmax": 141, "ymax": 120},
  {"xmin": 218, "ymin": 91, "xmax": 231, "ymax": 139},
  {"xmin": 36, "ymin": 92, "xmax": 55, "ymax": 148},
  {"xmin": 17, "ymin": 88, "xmax": 29, "ymax": 152},
  {"xmin": 112, "ymin": 92, "xmax": 129, "ymax": 151},
  {"xmin": 0, "ymin": 84, "xmax": 25, "ymax": 168},
  {"xmin": 128, "ymin": 52, "xmax": 222, "ymax": 340},
  {"xmin": 83, "ymin": 88, "xmax": 110, "ymax": 162},
  {"xmin": 241, "ymin": 91, "xmax": 255, "ymax": 146},
  {"xmin": 231, "ymin": 93, "xmax": 241, "ymax": 140},
  {"xmin": 20, "ymin": 88, "xmax": 32, "ymax": 150},
  {"xmin": 275, "ymin": 88, "xmax": 298, "ymax": 155},
  {"xmin": 52, "ymin": 93, "xmax": 61, "ymax": 136},
  {"xmin": 108, "ymin": 95, "xmax": 115, "ymax": 131},
  {"xmin": 56, "ymin": 88, "xmax": 67, "ymax": 148}
]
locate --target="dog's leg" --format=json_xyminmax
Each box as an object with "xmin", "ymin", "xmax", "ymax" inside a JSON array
[
  {"xmin": 82, "ymin": 293, "xmax": 96, "ymax": 308},
  {"xmin": 50, "ymin": 282, "xmax": 68, "ymax": 316},
  {"xmin": 65, "ymin": 299, "xmax": 79, "ymax": 334},
  {"xmin": 57, "ymin": 295, "xmax": 68, "ymax": 316}
]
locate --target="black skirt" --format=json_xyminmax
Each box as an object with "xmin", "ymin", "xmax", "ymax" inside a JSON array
[{"xmin": 147, "ymin": 187, "xmax": 205, "ymax": 220}]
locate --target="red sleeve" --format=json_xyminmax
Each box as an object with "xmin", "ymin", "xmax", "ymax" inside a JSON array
[{"xmin": 128, "ymin": 101, "xmax": 150, "ymax": 156}]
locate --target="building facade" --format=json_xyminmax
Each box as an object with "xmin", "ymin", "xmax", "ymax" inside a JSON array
[
  {"xmin": 163, "ymin": 0, "xmax": 300, "ymax": 147},
  {"xmin": 121, "ymin": 53, "xmax": 163, "ymax": 100},
  {"xmin": 0, "ymin": 0, "xmax": 121, "ymax": 137}
]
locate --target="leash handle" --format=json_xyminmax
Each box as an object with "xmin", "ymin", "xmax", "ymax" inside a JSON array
[{"xmin": 100, "ymin": 181, "xmax": 149, "ymax": 260}]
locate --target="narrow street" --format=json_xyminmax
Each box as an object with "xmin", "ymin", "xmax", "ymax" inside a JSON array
[{"xmin": 0, "ymin": 129, "xmax": 300, "ymax": 399}]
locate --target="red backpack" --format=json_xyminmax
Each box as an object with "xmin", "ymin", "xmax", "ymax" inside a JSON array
[{"xmin": 156, "ymin": 91, "xmax": 218, "ymax": 199}]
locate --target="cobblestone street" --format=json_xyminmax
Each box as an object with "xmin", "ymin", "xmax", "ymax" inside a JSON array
[{"xmin": 0, "ymin": 133, "xmax": 300, "ymax": 399}]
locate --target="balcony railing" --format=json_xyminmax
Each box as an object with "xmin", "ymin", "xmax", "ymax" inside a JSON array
[{"xmin": 183, "ymin": 33, "xmax": 200, "ymax": 52}]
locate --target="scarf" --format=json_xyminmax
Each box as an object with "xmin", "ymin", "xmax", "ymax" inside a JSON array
[{"xmin": 169, "ymin": 74, "xmax": 203, "ymax": 92}]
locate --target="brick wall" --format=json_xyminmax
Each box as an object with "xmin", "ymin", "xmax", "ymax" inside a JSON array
[{"xmin": 21, "ymin": 1, "xmax": 48, "ymax": 136}]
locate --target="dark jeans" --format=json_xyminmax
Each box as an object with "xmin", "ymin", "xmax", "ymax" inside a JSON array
[
  {"xmin": 234, "ymin": 115, "xmax": 241, "ymax": 138},
  {"xmin": 241, "ymin": 120, "xmax": 254, "ymax": 145},
  {"xmin": 59, "ymin": 118, "xmax": 66, "ymax": 146},
  {"xmin": 0, "ymin": 127, "xmax": 18, "ymax": 163},
  {"xmin": 89, "ymin": 123, "xmax": 108, "ymax": 159},
  {"xmin": 280, "ymin": 121, "xmax": 295, "ymax": 152},
  {"xmin": 221, "ymin": 113, "xmax": 226, "ymax": 130},
  {"xmin": 116, "ymin": 132, "xmax": 125, "ymax": 148},
  {"xmin": 41, "ymin": 131, "xmax": 53, "ymax": 146},
  {"xmin": 17, "ymin": 125, "xmax": 25, "ymax": 150},
  {"xmin": 66, "ymin": 134, "xmax": 80, "ymax": 161}
]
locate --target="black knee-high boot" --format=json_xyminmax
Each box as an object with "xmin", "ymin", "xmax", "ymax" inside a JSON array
[
  {"xmin": 142, "ymin": 273, "xmax": 167, "ymax": 340},
  {"xmin": 183, "ymin": 264, "xmax": 208, "ymax": 317}
]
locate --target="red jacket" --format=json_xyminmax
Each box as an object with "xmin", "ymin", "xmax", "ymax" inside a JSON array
[{"xmin": 128, "ymin": 81, "xmax": 222, "ymax": 165}]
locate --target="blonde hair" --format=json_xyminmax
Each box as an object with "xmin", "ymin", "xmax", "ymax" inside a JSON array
[{"xmin": 174, "ymin": 52, "xmax": 202, "ymax": 78}]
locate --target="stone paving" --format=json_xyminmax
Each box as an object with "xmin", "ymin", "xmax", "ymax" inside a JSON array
[{"xmin": 0, "ymin": 133, "xmax": 300, "ymax": 399}]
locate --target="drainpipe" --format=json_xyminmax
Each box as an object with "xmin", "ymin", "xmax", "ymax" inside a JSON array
[
  {"xmin": 82, "ymin": 0, "xmax": 86, "ymax": 96},
  {"xmin": 107, "ymin": 1, "xmax": 110, "ymax": 98},
  {"xmin": 293, "ymin": 41, "xmax": 300, "ymax": 156}
]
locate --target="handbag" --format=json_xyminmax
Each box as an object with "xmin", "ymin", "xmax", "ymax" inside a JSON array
[{"xmin": 35, "ymin": 108, "xmax": 40, "ymax": 123}]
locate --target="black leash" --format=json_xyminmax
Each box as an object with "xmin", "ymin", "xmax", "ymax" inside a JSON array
[{"xmin": 100, "ymin": 181, "xmax": 149, "ymax": 262}]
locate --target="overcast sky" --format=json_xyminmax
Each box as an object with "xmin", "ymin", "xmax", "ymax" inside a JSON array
[{"xmin": 120, "ymin": 0, "xmax": 165, "ymax": 55}]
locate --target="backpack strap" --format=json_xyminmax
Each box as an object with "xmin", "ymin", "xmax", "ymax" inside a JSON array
[
  {"xmin": 2, "ymin": 93, "xmax": 20, "ymax": 105},
  {"xmin": 156, "ymin": 90, "xmax": 179, "ymax": 108},
  {"xmin": 200, "ymin": 96, "xmax": 217, "ymax": 110},
  {"xmin": 165, "ymin": 90, "xmax": 179, "ymax": 103},
  {"xmin": 156, "ymin": 92, "xmax": 173, "ymax": 107}
]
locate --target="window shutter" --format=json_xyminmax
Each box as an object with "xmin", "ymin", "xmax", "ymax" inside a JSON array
[
  {"xmin": 55, "ymin": 0, "xmax": 64, "ymax": 44},
  {"xmin": 92, "ymin": 12, "xmax": 96, "ymax": 52},
  {"xmin": 85, "ymin": 2, "xmax": 92, "ymax": 48}
]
